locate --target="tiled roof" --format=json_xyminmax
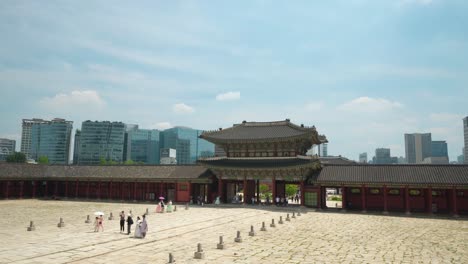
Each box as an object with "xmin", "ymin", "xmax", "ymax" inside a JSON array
[
  {"xmin": 319, "ymin": 156, "xmax": 357, "ymax": 165},
  {"xmin": 198, "ymin": 156, "xmax": 319, "ymax": 168},
  {"xmin": 310, "ymin": 165, "xmax": 468, "ymax": 186},
  {"xmin": 200, "ymin": 120, "xmax": 324, "ymax": 142},
  {"xmin": 0, "ymin": 164, "xmax": 210, "ymax": 181}
]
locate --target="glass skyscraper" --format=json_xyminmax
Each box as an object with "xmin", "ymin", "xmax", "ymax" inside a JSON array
[
  {"xmin": 30, "ymin": 118, "xmax": 73, "ymax": 164},
  {"xmin": 78, "ymin": 121, "xmax": 125, "ymax": 164},
  {"xmin": 127, "ymin": 128, "xmax": 160, "ymax": 164},
  {"xmin": 405, "ymin": 133, "xmax": 432, "ymax": 164},
  {"xmin": 431, "ymin": 141, "xmax": 448, "ymax": 159},
  {"xmin": 0, "ymin": 138, "xmax": 16, "ymax": 161},
  {"xmin": 161, "ymin": 127, "xmax": 214, "ymax": 164}
]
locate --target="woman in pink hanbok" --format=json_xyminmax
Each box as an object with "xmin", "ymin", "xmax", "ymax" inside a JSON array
[{"xmin": 156, "ymin": 202, "xmax": 162, "ymax": 213}]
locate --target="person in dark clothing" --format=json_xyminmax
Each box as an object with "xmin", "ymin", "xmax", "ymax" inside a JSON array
[
  {"xmin": 119, "ymin": 211, "xmax": 125, "ymax": 233},
  {"xmin": 126, "ymin": 214, "xmax": 134, "ymax": 235}
]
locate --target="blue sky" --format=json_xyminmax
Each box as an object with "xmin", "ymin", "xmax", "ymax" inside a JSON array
[{"xmin": 0, "ymin": 0, "xmax": 467, "ymax": 161}]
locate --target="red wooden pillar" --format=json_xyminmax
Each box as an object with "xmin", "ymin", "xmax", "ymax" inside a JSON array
[
  {"xmin": 75, "ymin": 180, "xmax": 79, "ymax": 198},
  {"xmin": 427, "ymin": 187, "xmax": 433, "ymax": 214},
  {"xmin": 174, "ymin": 182, "xmax": 178, "ymax": 202},
  {"xmin": 188, "ymin": 181, "xmax": 192, "ymax": 203},
  {"xmin": 120, "ymin": 182, "xmax": 124, "ymax": 200},
  {"xmin": 19, "ymin": 181, "xmax": 24, "ymax": 199},
  {"xmin": 243, "ymin": 176, "xmax": 247, "ymax": 204},
  {"xmin": 97, "ymin": 181, "xmax": 101, "ymax": 200},
  {"xmin": 300, "ymin": 180, "xmax": 305, "ymax": 206},
  {"xmin": 5, "ymin": 181, "xmax": 9, "ymax": 199},
  {"xmin": 54, "ymin": 181, "xmax": 58, "ymax": 197},
  {"xmin": 145, "ymin": 182, "xmax": 150, "ymax": 201},
  {"xmin": 405, "ymin": 186, "xmax": 411, "ymax": 215},
  {"xmin": 383, "ymin": 185, "xmax": 388, "ymax": 214},
  {"xmin": 256, "ymin": 180, "xmax": 260, "ymax": 203},
  {"xmin": 218, "ymin": 176, "xmax": 223, "ymax": 202},
  {"xmin": 32, "ymin": 181, "xmax": 37, "ymax": 198},
  {"xmin": 133, "ymin": 182, "xmax": 137, "ymax": 201},
  {"xmin": 159, "ymin": 182, "xmax": 163, "ymax": 197},
  {"xmin": 65, "ymin": 181, "xmax": 69, "ymax": 198},
  {"xmin": 44, "ymin": 181, "xmax": 48, "ymax": 197},
  {"xmin": 341, "ymin": 185, "xmax": 347, "ymax": 211},
  {"xmin": 361, "ymin": 185, "xmax": 367, "ymax": 213},
  {"xmin": 451, "ymin": 187, "xmax": 458, "ymax": 217},
  {"xmin": 272, "ymin": 176, "xmax": 276, "ymax": 202},
  {"xmin": 86, "ymin": 181, "xmax": 90, "ymax": 199},
  {"xmin": 109, "ymin": 182, "xmax": 113, "ymax": 200},
  {"xmin": 317, "ymin": 185, "xmax": 322, "ymax": 210}
]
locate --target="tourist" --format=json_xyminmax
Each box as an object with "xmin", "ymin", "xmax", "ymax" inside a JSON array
[
  {"xmin": 166, "ymin": 200, "xmax": 173, "ymax": 212},
  {"xmin": 98, "ymin": 215, "xmax": 104, "ymax": 232},
  {"xmin": 215, "ymin": 196, "xmax": 220, "ymax": 205},
  {"xmin": 93, "ymin": 217, "xmax": 99, "ymax": 232},
  {"xmin": 140, "ymin": 215, "xmax": 148, "ymax": 238},
  {"xmin": 126, "ymin": 214, "xmax": 134, "ymax": 235},
  {"xmin": 275, "ymin": 196, "xmax": 280, "ymax": 206},
  {"xmin": 156, "ymin": 202, "xmax": 162, "ymax": 213},
  {"xmin": 119, "ymin": 211, "xmax": 125, "ymax": 233},
  {"xmin": 266, "ymin": 196, "xmax": 270, "ymax": 205},
  {"xmin": 160, "ymin": 200, "xmax": 165, "ymax": 212},
  {"xmin": 284, "ymin": 196, "xmax": 288, "ymax": 206},
  {"xmin": 134, "ymin": 216, "xmax": 142, "ymax": 238}
]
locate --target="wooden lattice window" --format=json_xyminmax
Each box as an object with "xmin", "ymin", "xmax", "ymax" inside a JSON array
[
  {"xmin": 369, "ymin": 188, "xmax": 380, "ymax": 195},
  {"xmin": 388, "ymin": 189, "xmax": 400, "ymax": 195},
  {"xmin": 350, "ymin": 188, "xmax": 361, "ymax": 194},
  {"xmin": 409, "ymin": 189, "xmax": 421, "ymax": 196}
]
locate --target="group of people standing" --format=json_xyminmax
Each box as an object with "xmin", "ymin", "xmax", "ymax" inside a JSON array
[
  {"xmin": 156, "ymin": 200, "xmax": 174, "ymax": 213},
  {"xmin": 119, "ymin": 211, "xmax": 148, "ymax": 238}
]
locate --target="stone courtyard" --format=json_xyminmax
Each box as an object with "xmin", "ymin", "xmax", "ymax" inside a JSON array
[{"xmin": 0, "ymin": 200, "xmax": 466, "ymax": 264}]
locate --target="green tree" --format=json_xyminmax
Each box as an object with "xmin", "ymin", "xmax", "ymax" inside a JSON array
[
  {"xmin": 107, "ymin": 160, "xmax": 118, "ymax": 165},
  {"xmin": 99, "ymin": 157, "xmax": 107, "ymax": 165},
  {"xmin": 6, "ymin": 152, "xmax": 26, "ymax": 163},
  {"xmin": 285, "ymin": 184, "xmax": 298, "ymax": 197},
  {"xmin": 124, "ymin": 159, "xmax": 135, "ymax": 165},
  {"xmin": 37, "ymin": 156, "xmax": 49, "ymax": 164}
]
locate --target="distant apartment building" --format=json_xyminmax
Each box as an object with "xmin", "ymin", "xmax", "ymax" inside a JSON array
[
  {"xmin": 28, "ymin": 118, "xmax": 73, "ymax": 164},
  {"xmin": 78, "ymin": 121, "xmax": 125, "ymax": 164},
  {"xmin": 372, "ymin": 148, "xmax": 398, "ymax": 164},
  {"xmin": 160, "ymin": 127, "xmax": 214, "ymax": 164},
  {"xmin": 359, "ymin": 152, "xmax": 367, "ymax": 163},
  {"xmin": 0, "ymin": 138, "xmax": 16, "ymax": 161},
  {"xmin": 20, "ymin": 118, "xmax": 49, "ymax": 159},
  {"xmin": 319, "ymin": 143, "xmax": 328, "ymax": 157},
  {"xmin": 126, "ymin": 128, "xmax": 160, "ymax": 164},
  {"xmin": 464, "ymin": 117, "xmax": 468, "ymax": 163},
  {"xmin": 405, "ymin": 133, "xmax": 432, "ymax": 164}
]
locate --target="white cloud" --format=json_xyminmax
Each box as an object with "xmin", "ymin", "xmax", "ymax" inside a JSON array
[
  {"xmin": 173, "ymin": 103, "xmax": 195, "ymax": 114},
  {"xmin": 216, "ymin": 91, "xmax": 241, "ymax": 101},
  {"xmin": 40, "ymin": 90, "xmax": 105, "ymax": 110},
  {"xmin": 151, "ymin": 122, "xmax": 173, "ymax": 130},
  {"xmin": 337, "ymin": 97, "xmax": 403, "ymax": 112}
]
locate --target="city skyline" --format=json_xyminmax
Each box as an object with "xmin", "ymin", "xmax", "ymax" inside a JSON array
[{"xmin": 1, "ymin": 1, "xmax": 467, "ymax": 161}]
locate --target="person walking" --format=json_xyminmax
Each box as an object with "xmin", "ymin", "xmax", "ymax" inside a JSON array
[
  {"xmin": 119, "ymin": 211, "xmax": 125, "ymax": 233},
  {"xmin": 140, "ymin": 215, "xmax": 148, "ymax": 238},
  {"xmin": 93, "ymin": 216, "xmax": 99, "ymax": 232},
  {"xmin": 126, "ymin": 214, "xmax": 134, "ymax": 235},
  {"xmin": 98, "ymin": 215, "xmax": 104, "ymax": 232}
]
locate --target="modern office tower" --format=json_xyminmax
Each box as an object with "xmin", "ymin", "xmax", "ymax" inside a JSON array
[
  {"xmin": 319, "ymin": 143, "xmax": 328, "ymax": 157},
  {"xmin": 373, "ymin": 148, "xmax": 398, "ymax": 164},
  {"xmin": 78, "ymin": 121, "xmax": 125, "ymax": 164},
  {"xmin": 160, "ymin": 127, "xmax": 214, "ymax": 164},
  {"xmin": 73, "ymin": 129, "xmax": 81, "ymax": 164},
  {"xmin": 127, "ymin": 128, "xmax": 160, "ymax": 164},
  {"xmin": 359, "ymin": 152, "xmax": 367, "ymax": 163},
  {"xmin": 464, "ymin": 117, "xmax": 468, "ymax": 163},
  {"xmin": 405, "ymin": 133, "xmax": 432, "ymax": 164},
  {"xmin": 431, "ymin": 141, "xmax": 449, "ymax": 159},
  {"xmin": 29, "ymin": 118, "xmax": 73, "ymax": 164},
  {"xmin": 0, "ymin": 138, "xmax": 16, "ymax": 161},
  {"xmin": 20, "ymin": 118, "xmax": 48, "ymax": 159}
]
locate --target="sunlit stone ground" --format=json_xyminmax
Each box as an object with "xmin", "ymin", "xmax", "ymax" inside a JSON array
[{"xmin": 0, "ymin": 199, "xmax": 467, "ymax": 263}]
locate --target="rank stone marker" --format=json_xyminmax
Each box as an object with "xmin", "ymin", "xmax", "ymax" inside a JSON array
[
  {"xmin": 168, "ymin": 253, "xmax": 175, "ymax": 263},
  {"xmin": 194, "ymin": 243, "xmax": 205, "ymax": 259},
  {"xmin": 108, "ymin": 212, "xmax": 114, "ymax": 220},
  {"xmin": 260, "ymin": 221, "xmax": 267, "ymax": 231},
  {"xmin": 249, "ymin": 225, "xmax": 256, "ymax": 236},
  {"xmin": 27, "ymin": 221, "xmax": 35, "ymax": 231},
  {"xmin": 217, "ymin": 235, "xmax": 225, "ymax": 249},
  {"xmin": 292, "ymin": 212, "xmax": 296, "ymax": 218},
  {"xmin": 270, "ymin": 219, "xmax": 276, "ymax": 228},
  {"xmin": 286, "ymin": 213, "xmax": 291, "ymax": 221},
  {"xmin": 57, "ymin": 218, "xmax": 65, "ymax": 228},
  {"xmin": 279, "ymin": 216, "xmax": 284, "ymax": 224},
  {"xmin": 235, "ymin": 230, "xmax": 243, "ymax": 242},
  {"xmin": 85, "ymin": 215, "xmax": 91, "ymax": 223}
]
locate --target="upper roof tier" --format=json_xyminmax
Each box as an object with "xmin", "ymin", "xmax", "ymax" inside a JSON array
[{"xmin": 200, "ymin": 119, "xmax": 328, "ymax": 144}]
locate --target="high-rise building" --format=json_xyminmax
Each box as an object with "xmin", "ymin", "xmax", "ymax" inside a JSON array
[
  {"xmin": 160, "ymin": 148, "xmax": 177, "ymax": 164},
  {"xmin": 0, "ymin": 138, "xmax": 16, "ymax": 161},
  {"xmin": 160, "ymin": 127, "xmax": 214, "ymax": 164},
  {"xmin": 73, "ymin": 129, "xmax": 81, "ymax": 164},
  {"xmin": 405, "ymin": 133, "xmax": 432, "ymax": 164},
  {"xmin": 319, "ymin": 143, "xmax": 328, "ymax": 157},
  {"xmin": 359, "ymin": 152, "xmax": 367, "ymax": 163},
  {"xmin": 372, "ymin": 148, "xmax": 398, "ymax": 164},
  {"xmin": 29, "ymin": 118, "xmax": 73, "ymax": 164},
  {"xmin": 464, "ymin": 117, "xmax": 468, "ymax": 164},
  {"xmin": 20, "ymin": 118, "xmax": 48, "ymax": 159},
  {"xmin": 78, "ymin": 121, "xmax": 125, "ymax": 164},
  {"xmin": 127, "ymin": 128, "xmax": 160, "ymax": 164},
  {"xmin": 431, "ymin": 140, "xmax": 448, "ymax": 160}
]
